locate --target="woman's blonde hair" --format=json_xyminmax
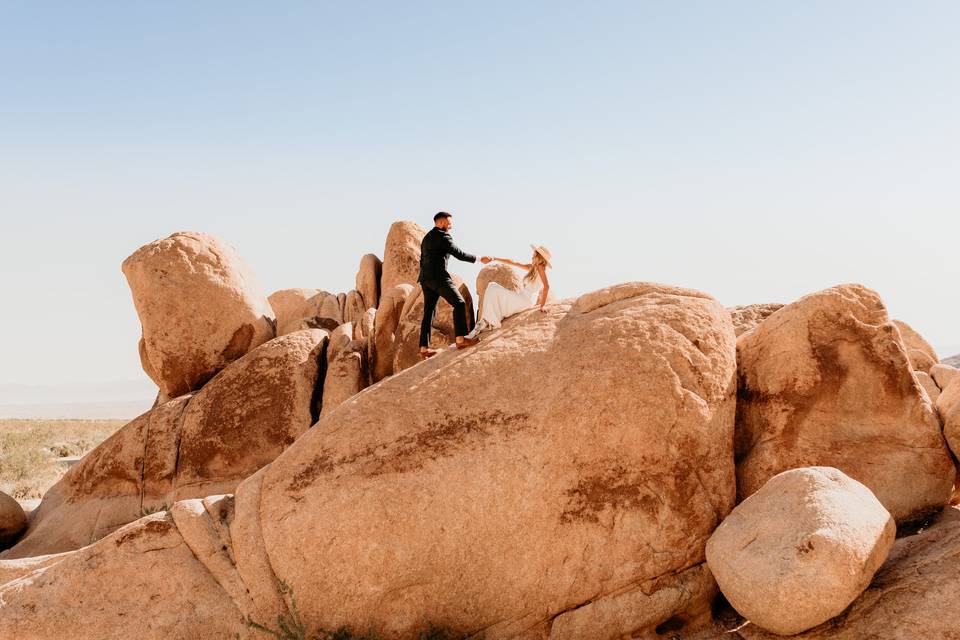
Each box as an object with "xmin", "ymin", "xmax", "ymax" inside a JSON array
[{"xmin": 524, "ymin": 252, "xmax": 548, "ymax": 283}]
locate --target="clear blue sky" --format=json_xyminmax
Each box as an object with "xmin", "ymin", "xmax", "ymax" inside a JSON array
[{"xmin": 1, "ymin": 1, "xmax": 958, "ymax": 387}]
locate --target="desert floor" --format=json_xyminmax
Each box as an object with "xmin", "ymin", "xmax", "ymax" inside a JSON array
[{"xmin": 0, "ymin": 419, "xmax": 125, "ymax": 504}]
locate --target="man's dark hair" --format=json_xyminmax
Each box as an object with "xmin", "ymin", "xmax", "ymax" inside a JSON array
[{"xmin": 434, "ymin": 211, "xmax": 453, "ymax": 223}]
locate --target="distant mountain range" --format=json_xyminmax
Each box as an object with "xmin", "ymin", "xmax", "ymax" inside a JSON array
[{"xmin": 0, "ymin": 380, "xmax": 155, "ymax": 420}]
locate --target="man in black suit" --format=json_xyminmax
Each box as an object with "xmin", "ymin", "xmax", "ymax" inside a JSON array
[{"xmin": 418, "ymin": 212, "xmax": 491, "ymax": 358}]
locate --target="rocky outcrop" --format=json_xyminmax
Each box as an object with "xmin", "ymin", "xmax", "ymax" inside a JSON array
[
  {"xmin": 735, "ymin": 284, "xmax": 955, "ymax": 522},
  {"xmin": 728, "ymin": 303, "xmax": 783, "ymax": 337},
  {"xmin": 476, "ymin": 263, "xmax": 523, "ymax": 317},
  {"xmin": 0, "ymin": 282, "xmax": 737, "ymax": 640},
  {"xmin": 0, "ymin": 493, "xmax": 26, "ymax": 549},
  {"xmin": 3, "ymin": 330, "xmax": 328, "ymax": 559},
  {"xmin": 371, "ymin": 283, "xmax": 414, "ymax": 382},
  {"xmin": 706, "ymin": 467, "xmax": 895, "ymax": 636},
  {"xmin": 392, "ymin": 276, "xmax": 474, "ymax": 374},
  {"xmin": 380, "ymin": 221, "xmax": 426, "ymax": 293},
  {"xmin": 122, "ymin": 232, "xmax": 276, "ymax": 399},
  {"xmin": 355, "ymin": 253, "xmax": 382, "ymax": 310}
]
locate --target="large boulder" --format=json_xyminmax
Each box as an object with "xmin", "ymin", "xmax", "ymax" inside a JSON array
[
  {"xmin": 476, "ymin": 263, "xmax": 523, "ymax": 317},
  {"xmin": 0, "ymin": 282, "xmax": 738, "ymax": 640},
  {"xmin": 0, "ymin": 493, "xmax": 26, "ymax": 549},
  {"xmin": 728, "ymin": 303, "xmax": 784, "ymax": 337},
  {"xmin": 706, "ymin": 467, "xmax": 895, "ymax": 636},
  {"xmin": 355, "ymin": 253, "xmax": 383, "ymax": 309},
  {"xmin": 732, "ymin": 507, "xmax": 960, "ymax": 640},
  {"xmin": 392, "ymin": 276, "xmax": 475, "ymax": 374},
  {"xmin": 380, "ymin": 221, "xmax": 426, "ymax": 292},
  {"xmin": 122, "ymin": 232, "xmax": 276, "ymax": 399},
  {"xmin": 371, "ymin": 283, "xmax": 414, "ymax": 382},
  {"xmin": 735, "ymin": 284, "xmax": 955, "ymax": 522},
  {"xmin": 3, "ymin": 330, "xmax": 328, "ymax": 558},
  {"xmin": 893, "ymin": 319, "xmax": 938, "ymax": 373}
]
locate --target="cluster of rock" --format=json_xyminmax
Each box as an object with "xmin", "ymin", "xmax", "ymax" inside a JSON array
[{"xmin": 0, "ymin": 225, "xmax": 958, "ymax": 640}]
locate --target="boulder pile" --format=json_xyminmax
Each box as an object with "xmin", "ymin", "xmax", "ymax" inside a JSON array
[{"xmin": 1, "ymin": 223, "xmax": 958, "ymax": 640}]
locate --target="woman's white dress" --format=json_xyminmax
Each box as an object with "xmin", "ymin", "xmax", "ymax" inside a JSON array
[{"xmin": 467, "ymin": 277, "xmax": 542, "ymax": 338}]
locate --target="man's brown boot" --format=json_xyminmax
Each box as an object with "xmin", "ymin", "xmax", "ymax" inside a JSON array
[{"xmin": 455, "ymin": 336, "xmax": 480, "ymax": 349}]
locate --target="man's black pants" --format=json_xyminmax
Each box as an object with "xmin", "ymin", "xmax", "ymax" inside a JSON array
[{"xmin": 420, "ymin": 279, "xmax": 469, "ymax": 347}]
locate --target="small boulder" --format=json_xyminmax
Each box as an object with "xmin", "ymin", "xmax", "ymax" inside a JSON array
[
  {"xmin": 343, "ymin": 290, "xmax": 367, "ymax": 326},
  {"xmin": 122, "ymin": 232, "xmax": 276, "ymax": 399},
  {"xmin": 268, "ymin": 288, "xmax": 321, "ymax": 334},
  {"xmin": 916, "ymin": 371, "xmax": 941, "ymax": 403},
  {"xmin": 893, "ymin": 319, "xmax": 938, "ymax": 372},
  {"xmin": 380, "ymin": 221, "xmax": 426, "ymax": 293},
  {"xmin": 931, "ymin": 363, "xmax": 959, "ymax": 391},
  {"xmin": 0, "ymin": 493, "xmax": 26, "ymax": 549},
  {"xmin": 706, "ymin": 467, "xmax": 895, "ymax": 636},
  {"xmin": 937, "ymin": 377, "xmax": 960, "ymax": 463},
  {"xmin": 273, "ymin": 290, "xmax": 341, "ymax": 335},
  {"xmin": 355, "ymin": 254, "xmax": 382, "ymax": 309},
  {"xmin": 476, "ymin": 263, "xmax": 523, "ymax": 317},
  {"xmin": 728, "ymin": 303, "xmax": 784, "ymax": 337}
]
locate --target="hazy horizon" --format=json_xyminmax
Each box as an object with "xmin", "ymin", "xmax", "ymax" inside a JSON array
[{"xmin": 1, "ymin": 2, "xmax": 958, "ymax": 396}]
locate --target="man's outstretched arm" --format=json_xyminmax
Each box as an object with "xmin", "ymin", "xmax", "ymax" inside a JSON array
[{"xmin": 443, "ymin": 234, "xmax": 479, "ymax": 263}]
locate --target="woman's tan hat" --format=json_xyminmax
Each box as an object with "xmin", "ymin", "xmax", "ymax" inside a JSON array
[{"xmin": 530, "ymin": 244, "xmax": 552, "ymax": 267}]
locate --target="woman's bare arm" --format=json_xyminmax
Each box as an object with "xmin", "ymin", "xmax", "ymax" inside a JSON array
[
  {"xmin": 536, "ymin": 264, "xmax": 551, "ymax": 310},
  {"xmin": 493, "ymin": 257, "xmax": 532, "ymax": 270}
]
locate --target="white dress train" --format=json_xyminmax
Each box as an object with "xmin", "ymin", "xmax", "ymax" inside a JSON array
[{"xmin": 467, "ymin": 278, "xmax": 542, "ymax": 339}]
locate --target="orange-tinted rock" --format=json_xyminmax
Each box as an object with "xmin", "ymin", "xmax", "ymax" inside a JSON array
[
  {"xmin": 371, "ymin": 284, "xmax": 413, "ymax": 382},
  {"xmin": 380, "ymin": 221, "xmax": 426, "ymax": 292},
  {"xmin": 3, "ymin": 330, "xmax": 327, "ymax": 558},
  {"xmin": 736, "ymin": 284, "xmax": 955, "ymax": 523},
  {"xmin": 356, "ymin": 253, "xmax": 383, "ymax": 310},
  {"xmin": 122, "ymin": 232, "xmax": 276, "ymax": 399}
]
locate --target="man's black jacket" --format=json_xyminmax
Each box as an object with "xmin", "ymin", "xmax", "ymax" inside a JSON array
[{"xmin": 417, "ymin": 227, "xmax": 476, "ymax": 283}]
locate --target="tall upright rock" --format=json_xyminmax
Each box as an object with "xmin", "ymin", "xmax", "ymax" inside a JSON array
[
  {"xmin": 371, "ymin": 283, "xmax": 414, "ymax": 382},
  {"xmin": 123, "ymin": 232, "xmax": 276, "ymax": 399},
  {"xmin": 355, "ymin": 253, "xmax": 383, "ymax": 309},
  {"xmin": 380, "ymin": 221, "xmax": 426, "ymax": 293}
]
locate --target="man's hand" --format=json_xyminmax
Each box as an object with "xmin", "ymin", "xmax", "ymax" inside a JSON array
[{"xmin": 480, "ymin": 256, "xmax": 493, "ymax": 264}]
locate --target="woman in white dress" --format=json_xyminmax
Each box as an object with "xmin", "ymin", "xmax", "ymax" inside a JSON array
[{"xmin": 466, "ymin": 245, "xmax": 552, "ymax": 339}]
